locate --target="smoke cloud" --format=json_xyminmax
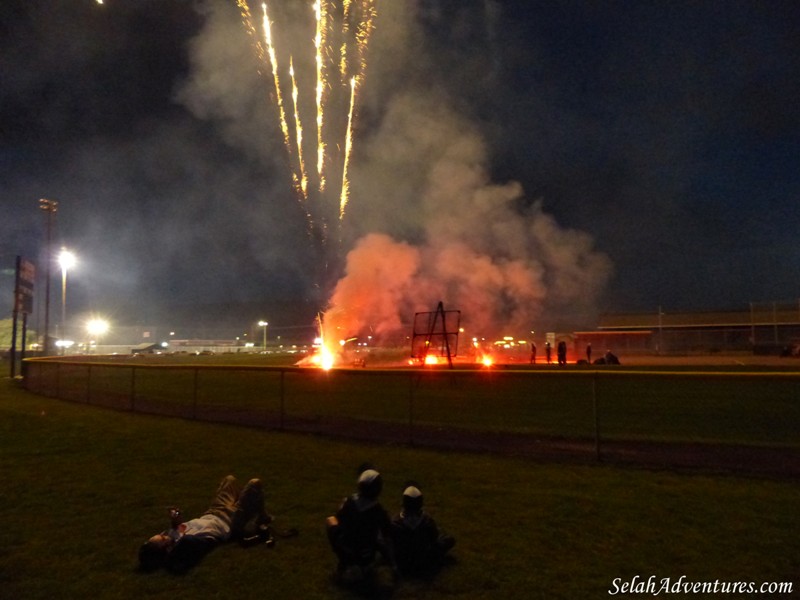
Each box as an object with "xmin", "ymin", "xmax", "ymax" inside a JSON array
[
  {"xmin": 324, "ymin": 92, "xmax": 612, "ymax": 342},
  {"xmin": 177, "ymin": 1, "xmax": 613, "ymax": 342}
]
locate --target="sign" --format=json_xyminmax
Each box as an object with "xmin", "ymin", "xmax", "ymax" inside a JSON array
[{"xmin": 14, "ymin": 257, "xmax": 35, "ymax": 315}]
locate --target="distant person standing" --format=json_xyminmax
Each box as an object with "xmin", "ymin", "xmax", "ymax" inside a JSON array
[
  {"xmin": 530, "ymin": 342, "xmax": 537, "ymax": 365},
  {"xmin": 586, "ymin": 343, "xmax": 592, "ymax": 364},
  {"xmin": 557, "ymin": 341, "xmax": 567, "ymax": 366},
  {"xmin": 605, "ymin": 350, "xmax": 620, "ymax": 365},
  {"xmin": 545, "ymin": 342, "xmax": 552, "ymax": 364}
]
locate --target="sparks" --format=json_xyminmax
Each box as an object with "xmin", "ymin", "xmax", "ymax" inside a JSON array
[
  {"xmin": 354, "ymin": 0, "xmax": 378, "ymax": 75},
  {"xmin": 339, "ymin": 0, "xmax": 354, "ymax": 76},
  {"xmin": 290, "ymin": 59, "xmax": 309, "ymax": 197},
  {"xmin": 320, "ymin": 345, "xmax": 335, "ymax": 370},
  {"xmin": 339, "ymin": 76, "xmax": 357, "ymax": 219},
  {"xmin": 261, "ymin": 2, "xmax": 306, "ymax": 201},
  {"xmin": 314, "ymin": 0, "xmax": 327, "ymax": 190},
  {"xmin": 315, "ymin": 314, "xmax": 336, "ymax": 370},
  {"xmin": 237, "ymin": 0, "xmax": 379, "ymax": 287},
  {"xmin": 235, "ymin": 1, "xmax": 266, "ymax": 62}
]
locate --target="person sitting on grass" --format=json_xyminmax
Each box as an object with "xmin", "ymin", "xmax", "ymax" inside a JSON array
[
  {"xmin": 138, "ymin": 475, "xmax": 273, "ymax": 573},
  {"xmin": 390, "ymin": 483, "xmax": 455, "ymax": 577},
  {"xmin": 326, "ymin": 464, "xmax": 398, "ymax": 587}
]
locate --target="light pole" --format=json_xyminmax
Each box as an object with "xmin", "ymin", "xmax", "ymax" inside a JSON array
[
  {"xmin": 39, "ymin": 198, "xmax": 58, "ymax": 355},
  {"xmin": 258, "ymin": 320, "xmax": 269, "ymax": 351},
  {"xmin": 58, "ymin": 248, "xmax": 76, "ymax": 342}
]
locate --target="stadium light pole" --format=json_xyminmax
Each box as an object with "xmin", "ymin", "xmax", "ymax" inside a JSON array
[
  {"xmin": 58, "ymin": 248, "xmax": 76, "ymax": 342},
  {"xmin": 39, "ymin": 198, "xmax": 58, "ymax": 355},
  {"xmin": 258, "ymin": 320, "xmax": 269, "ymax": 351}
]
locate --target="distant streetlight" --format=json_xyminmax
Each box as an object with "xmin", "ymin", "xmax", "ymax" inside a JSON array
[
  {"xmin": 58, "ymin": 248, "xmax": 76, "ymax": 341},
  {"xmin": 86, "ymin": 318, "xmax": 109, "ymax": 337},
  {"xmin": 86, "ymin": 318, "xmax": 109, "ymax": 353},
  {"xmin": 258, "ymin": 320, "xmax": 269, "ymax": 351}
]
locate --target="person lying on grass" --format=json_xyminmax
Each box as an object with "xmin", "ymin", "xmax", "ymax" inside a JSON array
[{"xmin": 138, "ymin": 475, "xmax": 273, "ymax": 573}]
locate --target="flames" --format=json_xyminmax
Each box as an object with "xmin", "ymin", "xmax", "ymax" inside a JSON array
[
  {"xmin": 308, "ymin": 341, "xmax": 335, "ymax": 370},
  {"xmin": 302, "ymin": 328, "xmax": 502, "ymax": 371},
  {"xmin": 299, "ymin": 316, "xmax": 339, "ymax": 370}
]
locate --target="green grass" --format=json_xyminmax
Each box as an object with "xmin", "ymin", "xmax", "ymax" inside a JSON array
[
  {"xmin": 1, "ymin": 376, "xmax": 798, "ymax": 599},
  {"xmin": 24, "ymin": 356, "xmax": 800, "ymax": 447}
]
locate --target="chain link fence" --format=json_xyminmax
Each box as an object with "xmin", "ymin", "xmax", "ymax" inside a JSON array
[{"xmin": 21, "ymin": 357, "xmax": 800, "ymax": 476}]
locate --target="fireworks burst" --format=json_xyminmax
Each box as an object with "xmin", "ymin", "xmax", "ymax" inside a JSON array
[{"xmin": 237, "ymin": 0, "xmax": 378, "ymax": 232}]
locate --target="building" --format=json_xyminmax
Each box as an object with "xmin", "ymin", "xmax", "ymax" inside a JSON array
[{"xmin": 581, "ymin": 301, "xmax": 800, "ymax": 355}]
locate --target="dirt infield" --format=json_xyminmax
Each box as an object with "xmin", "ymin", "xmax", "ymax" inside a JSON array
[
  {"xmin": 607, "ymin": 353, "xmax": 800, "ymax": 369},
  {"xmin": 276, "ymin": 412, "xmax": 800, "ymax": 479}
]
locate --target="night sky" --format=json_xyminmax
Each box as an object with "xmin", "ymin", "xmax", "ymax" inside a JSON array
[{"xmin": 2, "ymin": 0, "xmax": 799, "ymax": 338}]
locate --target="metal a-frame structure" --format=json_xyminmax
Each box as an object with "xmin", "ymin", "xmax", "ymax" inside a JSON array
[{"xmin": 411, "ymin": 301, "xmax": 461, "ymax": 368}]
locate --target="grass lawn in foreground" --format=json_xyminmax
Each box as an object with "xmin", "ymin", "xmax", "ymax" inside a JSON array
[{"xmin": 0, "ymin": 377, "xmax": 798, "ymax": 599}]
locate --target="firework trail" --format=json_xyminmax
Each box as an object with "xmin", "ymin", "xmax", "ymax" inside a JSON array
[
  {"xmin": 339, "ymin": 76, "xmax": 356, "ymax": 219},
  {"xmin": 235, "ymin": 0, "xmax": 265, "ymax": 60},
  {"xmin": 290, "ymin": 58, "xmax": 309, "ymax": 197},
  {"xmin": 238, "ymin": 0, "xmax": 376, "ymax": 229},
  {"xmin": 236, "ymin": 0, "xmax": 306, "ymax": 204},
  {"xmin": 353, "ymin": 0, "xmax": 377, "ymax": 76},
  {"xmin": 339, "ymin": 0, "xmax": 354, "ymax": 76},
  {"xmin": 314, "ymin": 0, "xmax": 327, "ymax": 190},
  {"xmin": 258, "ymin": 2, "xmax": 307, "ymax": 201}
]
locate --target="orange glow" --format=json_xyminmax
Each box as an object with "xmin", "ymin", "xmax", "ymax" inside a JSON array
[
  {"xmin": 313, "ymin": 314, "xmax": 336, "ymax": 370},
  {"xmin": 481, "ymin": 356, "xmax": 493, "ymax": 367},
  {"xmin": 320, "ymin": 345, "xmax": 335, "ymax": 370},
  {"xmin": 424, "ymin": 354, "xmax": 439, "ymax": 366}
]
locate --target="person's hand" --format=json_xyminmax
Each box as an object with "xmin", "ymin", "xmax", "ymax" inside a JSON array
[{"xmin": 169, "ymin": 507, "xmax": 183, "ymax": 528}]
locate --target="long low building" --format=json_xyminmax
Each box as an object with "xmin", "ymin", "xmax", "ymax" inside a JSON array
[{"xmin": 581, "ymin": 301, "xmax": 800, "ymax": 355}]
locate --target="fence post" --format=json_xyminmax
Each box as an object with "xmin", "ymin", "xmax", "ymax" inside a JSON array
[
  {"xmin": 408, "ymin": 372, "xmax": 415, "ymax": 445},
  {"xmin": 130, "ymin": 366, "xmax": 136, "ymax": 411},
  {"xmin": 592, "ymin": 371, "xmax": 601, "ymax": 461},
  {"xmin": 192, "ymin": 368, "xmax": 199, "ymax": 420},
  {"xmin": 279, "ymin": 369, "xmax": 285, "ymax": 430},
  {"xmin": 86, "ymin": 364, "xmax": 92, "ymax": 404}
]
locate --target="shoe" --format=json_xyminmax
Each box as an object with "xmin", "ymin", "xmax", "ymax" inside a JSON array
[{"xmin": 336, "ymin": 565, "xmax": 364, "ymax": 585}]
